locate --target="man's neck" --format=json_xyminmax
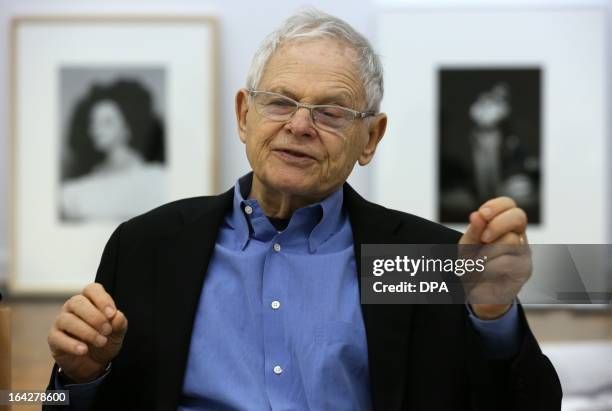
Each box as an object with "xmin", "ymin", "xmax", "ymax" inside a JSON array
[{"xmin": 248, "ymin": 174, "xmax": 332, "ymax": 219}]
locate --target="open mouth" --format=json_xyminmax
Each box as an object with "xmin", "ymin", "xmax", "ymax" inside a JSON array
[{"xmin": 274, "ymin": 148, "xmax": 315, "ymax": 161}]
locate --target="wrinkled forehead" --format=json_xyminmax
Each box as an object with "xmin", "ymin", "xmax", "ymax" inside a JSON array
[{"xmin": 259, "ymin": 38, "xmax": 367, "ymax": 105}]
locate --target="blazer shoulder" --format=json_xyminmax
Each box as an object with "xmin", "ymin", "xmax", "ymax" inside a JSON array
[
  {"xmin": 386, "ymin": 206, "xmax": 462, "ymax": 243},
  {"xmin": 345, "ymin": 186, "xmax": 462, "ymax": 244},
  {"xmin": 118, "ymin": 189, "xmax": 233, "ymax": 242}
]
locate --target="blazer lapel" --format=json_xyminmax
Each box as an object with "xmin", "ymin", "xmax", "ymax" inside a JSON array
[
  {"xmin": 154, "ymin": 188, "xmax": 234, "ymax": 410},
  {"xmin": 344, "ymin": 183, "xmax": 415, "ymax": 411}
]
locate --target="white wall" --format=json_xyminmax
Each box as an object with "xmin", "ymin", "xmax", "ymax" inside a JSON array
[
  {"xmin": 0, "ymin": 0, "xmax": 610, "ymax": 282},
  {"xmin": 0, "ymin": 0, "xmax": 379, "ymax": 282}
]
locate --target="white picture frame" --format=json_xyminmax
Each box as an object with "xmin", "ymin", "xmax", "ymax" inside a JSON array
[
  {"xmin": 373, "ymin": 7, "xmax": 609, "ymax": 245},
  {"xmin": 9, "ymin": 16, "xmax": 218, "ymax": 294}
]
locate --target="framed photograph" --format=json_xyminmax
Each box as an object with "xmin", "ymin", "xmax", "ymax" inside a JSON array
[
  {"xmin": 374, "ymin": 7, "xmax": 609, "ymax": 244},
  {"xmin": 9, "ymin": 16, "xmax": 218, "ymax": 294},
  {"xmin": 438, "ymin": 67, "xmax": 542, "ymax": 224}
]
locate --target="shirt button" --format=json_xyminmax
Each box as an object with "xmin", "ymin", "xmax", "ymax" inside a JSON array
[
  {"xmin": 273, "ymin": 243, "xmax": 281, "ymax": 252},
  {"xmin": 271, "ymin": 300, "xmax": 281, "ymax": 310},
  {"xmin": 244, "ymin": 205, "xmax": 253, "ymax": 215},
  {"xmin": 273, "ymin": 365, "xmax": 283, "ymax": 375}
]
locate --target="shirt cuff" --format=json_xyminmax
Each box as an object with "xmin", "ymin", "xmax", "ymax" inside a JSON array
[
  {"xmin": 467, "ymin": 302, "xmax": 522, "ymax": 359},
  {"xmin": 54, "ymin": 367, "xmax": 109, "ymax": 409}
]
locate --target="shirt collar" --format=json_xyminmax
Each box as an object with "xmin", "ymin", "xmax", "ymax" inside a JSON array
[{"xmin": 230, "ymin": 172, "xmax": 344, "ymax": 252}]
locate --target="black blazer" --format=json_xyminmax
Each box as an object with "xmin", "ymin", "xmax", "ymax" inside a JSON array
[{"xmin": 47, "ymin": 184, "xmax": 561, "ymax": 411}]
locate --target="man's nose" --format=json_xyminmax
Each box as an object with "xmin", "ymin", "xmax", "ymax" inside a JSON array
[{"xmin": 286, "ymin": 106, "xmax": 316, "ymax": 137}]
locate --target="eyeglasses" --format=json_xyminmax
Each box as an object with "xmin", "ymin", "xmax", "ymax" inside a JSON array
[{"xmin": 248, "ymin": 90, "xmax": 376, "ymax": 133}]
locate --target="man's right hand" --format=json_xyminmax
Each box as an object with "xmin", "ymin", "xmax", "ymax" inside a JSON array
[{"xmin": 48, "ymin": 283, "xmax": 128, "ymax": 383}]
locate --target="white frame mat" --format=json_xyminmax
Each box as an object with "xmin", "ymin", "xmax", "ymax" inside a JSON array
[{"xmin": 9, "ymin": 16, "xmax": 218, "ymax": 294}]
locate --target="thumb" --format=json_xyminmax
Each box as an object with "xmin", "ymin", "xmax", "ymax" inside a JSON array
[{"xmin": 460, "ymin": 212, "xmax": 487, "ymax": 245}]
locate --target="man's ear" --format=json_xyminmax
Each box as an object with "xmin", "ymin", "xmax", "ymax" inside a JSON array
[
  {"xmin": 235, "ymin": 89, "xmax": 250, "ymax": 144},
  {"xmin": 358, "ymin": 113, "xmax": 387, "ymax": 166}
]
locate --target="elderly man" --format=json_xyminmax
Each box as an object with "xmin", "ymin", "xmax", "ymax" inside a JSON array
[{"xmin": 45, "ymin": 9, "xmax": 561, "ymax": 411}]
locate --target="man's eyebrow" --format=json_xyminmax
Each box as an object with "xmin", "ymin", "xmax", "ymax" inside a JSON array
[
  {"xmin": 267, "ymin": 87, "xmax": 355, "ymax": 107},
  {"xmin": 268, "ymin": 87, "xmax": 299, "ymax": 101},
  {"xmin": 317, "ymin": 93, "xmax": 355, "ymax": 107}
]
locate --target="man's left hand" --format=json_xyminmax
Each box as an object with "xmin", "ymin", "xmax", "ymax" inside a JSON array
[{"xmin": 459, "ymin": 196, "xmax": 532, "ymax": 320}]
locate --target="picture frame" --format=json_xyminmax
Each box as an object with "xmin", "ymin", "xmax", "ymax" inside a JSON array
[
  {"xmin": 373, "ymin": 6, "xmax": 609, "ymax": 245},
  {"xmin": 9, "ymin": 16, "xmax": 218, "ymax": 294}
]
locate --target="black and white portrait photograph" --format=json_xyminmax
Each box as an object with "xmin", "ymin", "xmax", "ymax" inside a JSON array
[
  {"xmin": 11, "ymin": 17, "xmax": 216, "ymax": 292},
  {"xmin": 58, "ymin": 67, "xmax": 168, "ymax": 222},
  {"xmin": 438, "ymin": 68, "xmax": 542, "ymax": 224}
]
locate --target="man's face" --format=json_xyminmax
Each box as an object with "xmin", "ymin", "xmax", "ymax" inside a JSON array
[{"xmin": 236, "ymin": 39, "xmax": 386, "ymax": 201}]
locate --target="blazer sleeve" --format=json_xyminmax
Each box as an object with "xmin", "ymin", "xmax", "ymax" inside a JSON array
[{"xmin": 466, "ymin": 303, "xmax": 562, "ymax": 411}]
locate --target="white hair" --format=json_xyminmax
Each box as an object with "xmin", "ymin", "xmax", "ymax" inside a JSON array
[{"xmin": 245, "ymin": 8, "xmax": 384, "ymax": 113}]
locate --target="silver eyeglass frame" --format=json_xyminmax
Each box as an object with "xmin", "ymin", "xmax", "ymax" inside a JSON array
[{"xmin": 247, "ymin": 90, "xmax": 377, "ymax": 127}]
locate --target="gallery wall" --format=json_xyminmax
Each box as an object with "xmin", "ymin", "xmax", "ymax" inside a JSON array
[
  {"xmin": 0, "ymin": 0, "xmax": 610, "ymax": 285},
  {"xmin": 0, "ymin": 0, "xmax": 378, "ymax": 284}
]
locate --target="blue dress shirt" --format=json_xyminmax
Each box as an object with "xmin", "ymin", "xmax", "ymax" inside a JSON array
[
  {"xmin": 56, "ymin": 173, "xmax": 521, "ymax": 410},
  {"xmin": 179, "ymin": 174, "xmax": 372, "ymax": 410}
]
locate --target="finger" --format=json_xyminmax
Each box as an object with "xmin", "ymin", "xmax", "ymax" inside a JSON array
[
  {"xmin": 109, "ymin": 310, "xmax": 128, "ymax": 340},
  {"xmin": 501, "ymin": 232, "xmax": 529, "ymax": 246},
  {"xmin": 460, "ymin": 212, "xmax": 488, "ymax": 245},
  {"xmin": 64, "ymin": 295, "xmax": 112, "ymax": 336},
  {"xmin": 82, "ymin": 283, "xmax": 117, "ymax": 319},
  {"xmin": 481, "ymin": 207, "xmax": 528, "ymax": 243},
  {"xmin": 56, "ymin": 312, "xmax": 108, "ymax": 348},
  {"xmin": 478, "ymin": 196, "xmax": 518, "ymax": 222},
  {"xmin": 492, "ymin": 232, "xmax": 522, "ymax": 246},
  {"xmin": 477, "ymin": 233, "xmax": 527, "ymax": 260},
  {"xmin": 48, "ymin": 327, "xmax": 89, "ymax": 356}
]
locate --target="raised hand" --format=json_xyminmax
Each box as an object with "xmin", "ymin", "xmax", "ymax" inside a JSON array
[
  {"xmin": 48, "ymin": 283, "xmax": 128, "ymax": 383},
  {"xmin": 459, "ymin": 197, "xmax": 532, "ymax": 319}
]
